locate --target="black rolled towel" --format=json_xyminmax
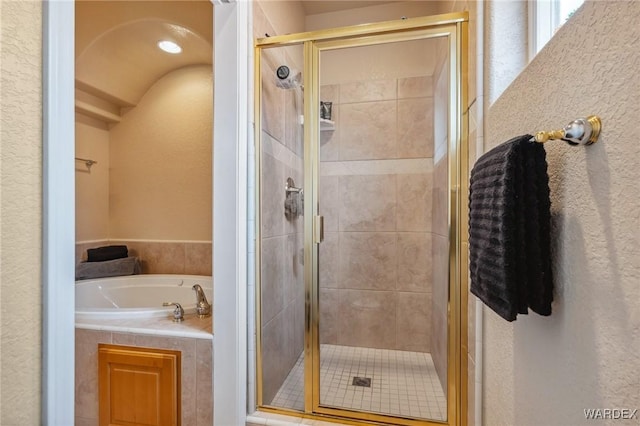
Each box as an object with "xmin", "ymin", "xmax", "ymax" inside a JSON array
[
  {"xmin": 87, "ymin": 245, "xmax": 128, "ymax": 262},
  {"xmin": 468, "ymin": 134, "xmax": 553, "ymax": 321}
]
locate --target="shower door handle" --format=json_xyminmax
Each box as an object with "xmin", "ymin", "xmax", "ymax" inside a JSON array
[{"xmin": 313, "ymin": 215, "xmax": 324, "ymax": 244}]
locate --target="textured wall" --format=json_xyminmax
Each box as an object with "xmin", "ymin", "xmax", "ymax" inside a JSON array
[
  {"xmin": 483, "ymin": 2, "xmax": 640, "ymax": 425},
  {"xmin": 109, "ymin": 65, "xmax": 212, "ymax": 241},
  {"xmin": 0, "ymin": 1, "xmax": 43, "ymax": 423},
  {"xmin": 484, "ymin": 0, "xmax": 527, "ymax": 105}
]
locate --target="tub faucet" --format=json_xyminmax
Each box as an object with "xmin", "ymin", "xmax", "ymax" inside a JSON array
[{"xmin": 192, "ymin": 284, "xmax": 211, "ymax": 318}]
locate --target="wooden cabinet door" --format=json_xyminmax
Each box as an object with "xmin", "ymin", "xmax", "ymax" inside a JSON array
[{"xmin": 98, "ymin": 344, "xmax": 181, "ymax": 426}]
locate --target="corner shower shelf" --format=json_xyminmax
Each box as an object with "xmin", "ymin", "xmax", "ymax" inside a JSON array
[
  {"xmin": 320, "ymin": 118, "xmax": 335, "ymax": 131},
  {"xmin": 298, "ymin": 115, "xmax": 336, "ymax": 131}
]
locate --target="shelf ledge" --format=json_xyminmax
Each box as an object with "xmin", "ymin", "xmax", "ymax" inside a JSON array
[
  {"xmin": 320, "ymin": 118, "xmax": 335, "ymax": 131},
  {"xmin": 298, "ymin": 115, "xmax": 336, "ymax": 131}
]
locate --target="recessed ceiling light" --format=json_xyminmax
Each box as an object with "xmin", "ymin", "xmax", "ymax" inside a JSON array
[{"xmin": 158, "ymin": 40, "xmax": 182, "ymax": 54}]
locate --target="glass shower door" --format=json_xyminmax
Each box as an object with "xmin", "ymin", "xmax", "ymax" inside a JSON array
[
  {"xmin": 255, "ymin": 13, "xmax": 468, "ymax": 426},
  {"xmin": 314, "ymin": 31, "xmax": 454, "ymax": 424},
  {"xmin": 257, "ymin": 43, "xmax": 306, "ymax": 412}
]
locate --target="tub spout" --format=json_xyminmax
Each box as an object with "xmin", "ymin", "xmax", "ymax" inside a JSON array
[{"xmin": 192, "ymin": 284, "xmax": 211, "ymax": 318}]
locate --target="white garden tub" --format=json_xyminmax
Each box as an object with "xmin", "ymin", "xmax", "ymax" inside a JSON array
[{"xmin": 75, "ymin": 274, "xmax": 212, "ymax": 321}]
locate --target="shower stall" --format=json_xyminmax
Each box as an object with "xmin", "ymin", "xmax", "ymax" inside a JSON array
[{"xmin": 255, "ymin": 13, "xmax": 468, "ymax": 426}]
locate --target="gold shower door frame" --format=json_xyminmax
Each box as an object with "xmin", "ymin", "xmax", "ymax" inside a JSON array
[{"xmin": 255, "ymin": 12, "xmax": 469, "ymax": 426}]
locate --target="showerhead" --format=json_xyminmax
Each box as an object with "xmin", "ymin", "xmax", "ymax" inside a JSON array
[{"xmin": 275, "ymin": 65, "xmax": 302, "ymax": 89}]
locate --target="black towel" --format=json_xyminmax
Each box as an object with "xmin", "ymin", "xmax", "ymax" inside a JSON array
[
  {"xmin": 469, "ymin": 135, "xmax": 553, "ymax": 321},
  {"xmin": 87, "ymin": 245, "xmax": 128, "ymax": 262}
]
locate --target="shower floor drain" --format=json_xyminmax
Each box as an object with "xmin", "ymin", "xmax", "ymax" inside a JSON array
[{"xmin": 352, "ymin": 377, "xmax": 371, "ymax": 387}]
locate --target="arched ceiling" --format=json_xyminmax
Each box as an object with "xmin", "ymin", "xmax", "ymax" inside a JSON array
[
  {"xmin": 77, "ymin": 19, "xmax": 212, "ymax": 107},
  {"xmin": 75, "ymin": 1, "xmax": 213, "ymax": 122}
]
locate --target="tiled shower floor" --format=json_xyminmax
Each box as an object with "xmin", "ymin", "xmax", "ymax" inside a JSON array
[{"xmin": 270, "ymin": 344, "xmax": 447, "ymax": 421}]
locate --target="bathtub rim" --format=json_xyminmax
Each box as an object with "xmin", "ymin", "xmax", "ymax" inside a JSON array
[{"xmin": 75, "ymin": 273, "xmax": 213, "ymax": 322}]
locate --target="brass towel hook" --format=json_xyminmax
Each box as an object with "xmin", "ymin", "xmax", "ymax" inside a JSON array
[{"xmin": 533, "ymin": 115, "xmax": 602, "ymax": 146}]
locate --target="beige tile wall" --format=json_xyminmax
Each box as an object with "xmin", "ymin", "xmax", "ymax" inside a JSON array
[
  {"xmin": 75, "ymin": 240, "xmax": 212, "ymax": 276},
  {"xmin": 255, "ymin": 1, "xmax": 306, "ymax": 406},
  {"xmin": 75, "ymin": 328, "xmax": 213, "ymax": 426},
  {"xmin": 318, "ymin": 76, "xmax": 437, "ymax": 353}
]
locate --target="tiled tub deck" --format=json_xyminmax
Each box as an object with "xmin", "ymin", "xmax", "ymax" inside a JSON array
[{"xmin": 75, "ymin": 315, "xmax": 213, "ymax": 426}]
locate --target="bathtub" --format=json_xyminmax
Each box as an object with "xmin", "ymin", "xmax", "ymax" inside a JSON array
[{"xmin": 76, "ymin": 274, "xmax": 212, "ymax": 321}]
